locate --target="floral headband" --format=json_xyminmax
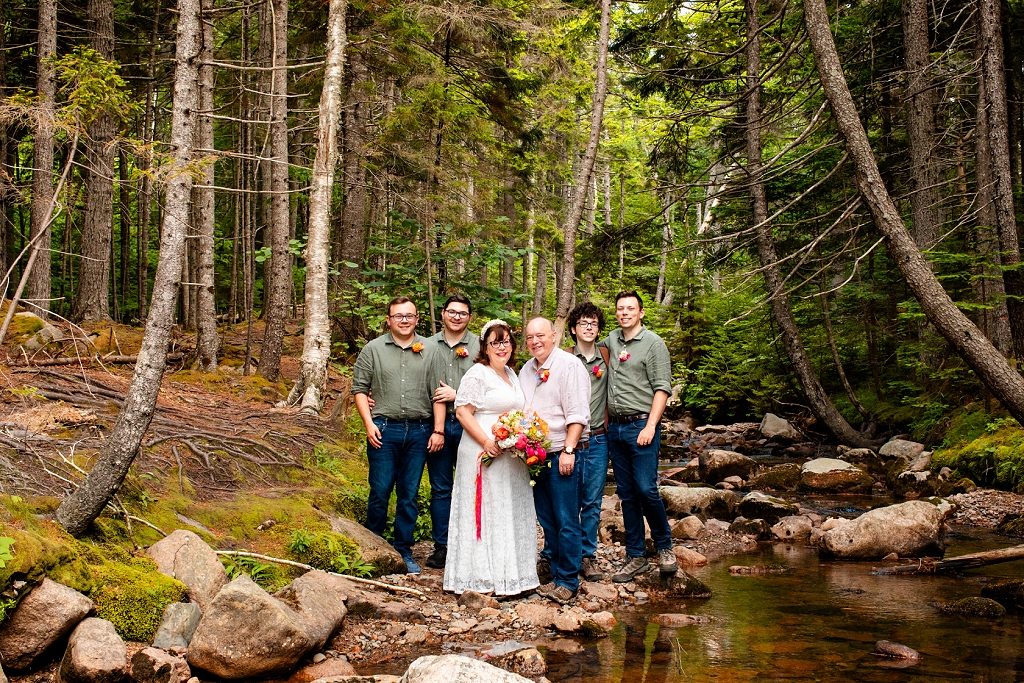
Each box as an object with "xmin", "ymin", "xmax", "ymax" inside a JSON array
[{"xmin": 480, "ymin": 319, "xmax": 510, "ymax": 340}]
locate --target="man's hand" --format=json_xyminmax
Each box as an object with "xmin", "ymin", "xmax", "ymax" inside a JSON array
[
  {"xmin": 428, "ymin": 432, "xmax": 444, "ymax": 452},
  {"xmin": 366, "ymin": 394, "xmax": 375, "ymax": 410},
  {"xmin": 366, "ymin": 422, "xmax": 383, "ymax": 449},
  {"xmin": 559, "ymin": 451, "xmax": 575, "ymax": 476},
  {"xmin": 637, "ymin": 424, "xmax": 657, "ymax": 447},
  {"xmin": 433, "ymin": 381, "xmax": 457, "ymax": 403}
]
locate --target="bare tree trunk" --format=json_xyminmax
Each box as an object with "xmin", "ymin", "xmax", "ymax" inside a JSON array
[
  {"xmin": 137, "ymin": 0, "xmax": 159, "ymax": 322},
  {"xmin": 56, "ymin": 0, "xmax": 202, "ymax": 535},
  {"xmin": 24, "ymin": 0, "xmax": 56, "ymax": 318},
  {"xmin": 655, "ymin": 181, "xmax": 671, "ymax": 304},
  {"xmin": 194, "ymin": 0, "xmax": 219, "ymax": 370},
  {"xmin": 746, "ymin": 0, "xmax": 872, "ymax": 446},
  {"xmin": 118, "ymin": 149, "xmax": 131, "ymax": 319},
  {"xmin": 618, "ymin": 170, "xmax": 624, "ymax": 283},
  {"xmin": 978, "ymin": 0, "xmax": 1024, "ymax": 362},
  {"xmin": 72, "ymin": 0, "xmax": 116, "ymax": 322},
  {"xmin": 258, "ymin": 0, "xmax": 290, "ymax": 381},
  {"xmin": 553, "ymin": 0, "xmax": 611, "ymax": 339},
  {"xmin": 286, "ymin": 0, "xmax": 346, "ymax": 413},
  {"xmin": 804, "ymin": 0, "xmax": 1024, "ymax": 423}
]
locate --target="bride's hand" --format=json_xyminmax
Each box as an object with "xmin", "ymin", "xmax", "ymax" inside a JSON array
[{"xmin": 483, "ymin": 438, "xmax": 502, "ymax": 457}]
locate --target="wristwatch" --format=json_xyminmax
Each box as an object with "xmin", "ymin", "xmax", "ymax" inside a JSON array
[{"xmin": 563, "ymin": 446, "xmax": 575, "ymax": 456}]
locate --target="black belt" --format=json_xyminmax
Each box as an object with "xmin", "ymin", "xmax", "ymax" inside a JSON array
[
  {"xmin": 591, "ymin": 427, "xmax": 607, "ymax": 436},
  {"xmin": 609, "ymin": 413, "xmax": 650, "ymax": 424},
  {"xmin": 379, "ymin": 417, "xmax": 431, "ymax": 424}
]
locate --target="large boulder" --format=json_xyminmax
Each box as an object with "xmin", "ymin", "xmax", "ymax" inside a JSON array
[
  {"xmin": 699, "ymin": 450, "xmax": 757, "ymax": 484},
  {"xmin": 400, "ymin": 655, "xmax": 533, "ymax": 683},
  {"xmin": 57, "ymin": 618, "xmax": 128, "ymax": 683},
  {"xmin": 747, "ymin": 463, "xmax": 801, "ymax": 491},
  {"xmin": 878, "ymin": 439, "xmax": 925, "ymax": 459},
  {"xmin": 273, "ymin": 571, "xmax": 349, "ymax": 650},
  {"xmin": 817, "ymin": 500, "xmax": 945, "ymax": 559},
  {"xmin": 13, "ymin": 312, "xmax": 63, "ymax": 352},
  {"xmin": 186, "ymin": 575, "xmax": 316, "ymax": 679},
  {"xmin": 328, "ymin": 516, "xmax": 404, "ymax": 575},
  {"xmin": 771, "ymin": 516, "xmax": 813, "ymax": 542},
  {"xmin": 147, "ymin": 530, "xmax": 227, "ymax": 612},
  {"xmin": 671, "ymin": 515, "xmax": 705, "ymax": 540},
  {"xmin": 759, "ymin": 414, "xmax": 802, "ymax": 441},
  {"xmin": 839, "ymin": 448, "xmax": 889, "ymax": 478},
  {"xmin": 738, "ymin": 492, "xmax": 798, "ymax": 524},
  {"xmin": 129, "ymin": 648, "xmax": 191, "ymax": 683},
  {"xmin": 151, "ymin": 602, "xmax": 202, "ymax": 650},
  {"xmin": 893, "ymin": 470, "xmax": 941, "ymax": 500},
  {"xmin": 0, "ymin": 578, "xmax": 94, "ymax": 671},
  {"xmin": 800, "ymin": 458, "xmax": 872, "ymax": 492},
  {"xmin": 660, "ymin": 486, "xmax": 737, "ymax": 521}
]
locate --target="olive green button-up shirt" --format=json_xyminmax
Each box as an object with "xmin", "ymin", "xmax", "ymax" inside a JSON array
[
  {"xmin": 352, "ymin": 333, "xmax": 434, "ymax": 420},
  {"xmin": 428, "ymin": 330, "xmax": 480, "ymax": 415},
  {"xmin": 600, "ymin": 326, "xmax": 672, "ymax": 417},
  {"xmin": 574, "ymin": 347, "xmax": 608, "ymax": 431}
]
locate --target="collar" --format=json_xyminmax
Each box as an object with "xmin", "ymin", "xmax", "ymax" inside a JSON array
[
  {"xmin": 616, "ymin": 325, "xmax": 647, "ymax": 343},
  {"xmin": 438, "ymin": 330, "xmax": 472, "ymax": 348},
  {"xmin": 574, "ymin": 346, "xmax": 599, "ymax": 363},
  {"xmin": 385, "ymin": 332, "xmax": 421, "ymax": 349}
]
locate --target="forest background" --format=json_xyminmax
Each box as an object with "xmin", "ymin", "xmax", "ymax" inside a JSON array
[{"xmin": 1, "ymin": 0, "xmax": 1024, "ymax": 462}]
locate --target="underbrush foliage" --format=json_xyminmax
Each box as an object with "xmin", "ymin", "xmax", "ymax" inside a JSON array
[
  {"xmin": 933, "ymin": 413, "xmax": 1024, "ymax": 492},
  {"xmin": 286, "ymin": 528, "xmax": 374, "ymax": 578}
]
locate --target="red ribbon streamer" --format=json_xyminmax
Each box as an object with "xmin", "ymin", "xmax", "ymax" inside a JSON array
[{"xmin": 475, "ymin": 453, "xmax": 484, "ymax": 540}]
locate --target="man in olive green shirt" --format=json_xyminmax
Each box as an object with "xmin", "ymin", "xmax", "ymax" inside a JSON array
[
  {"xmin": 600, "ymin": 290, "xmax": 678, "ymax": 582},
  {"xmin": 424, "ymin": 293, "xmax": 480, "ymax": 568},
  {"xmin": 353, "ymin": 296, "xmax": 444, "ymax": 575}
]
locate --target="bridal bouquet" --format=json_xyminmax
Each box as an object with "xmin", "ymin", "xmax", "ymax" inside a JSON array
[{"xmin": 483, "ymin": 410, "xmax": 552, "ymax": 481}]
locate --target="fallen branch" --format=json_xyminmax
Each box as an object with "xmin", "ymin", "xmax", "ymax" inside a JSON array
[
  {"xmin": 11, "ymin": 353, "xmax": 185, "ymax": 368},
  {"xmin": 214, "ymin": 550, "xmax": 425, "ymax": 597},
  {"xmin": 872, "ymin": 544, "xmax": 1024, "ymax": 575}
]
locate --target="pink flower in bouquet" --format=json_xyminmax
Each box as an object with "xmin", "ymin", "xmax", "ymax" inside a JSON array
[
  {"xmin": 515, "ymin": 434, "xmax": 529, "ymax": 450},
  {"xmin": 526, "ymin": 445, "xmax": 537, "ymax": 458},
  {"xmin": 537, "ymin": 447, "xmax": 547, "ymax": 462}
]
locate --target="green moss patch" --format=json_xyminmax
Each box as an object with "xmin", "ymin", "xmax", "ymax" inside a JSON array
[
  {"xmin": 91, "ymin": 557, "xmax": 187, "ymax": 641},
  {"xmin": 933, "ymin": 420, "xmax": 1024, "ymax": 491}
]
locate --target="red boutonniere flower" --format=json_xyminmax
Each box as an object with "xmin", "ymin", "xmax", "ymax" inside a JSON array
[
  {"xmin": 411, "ymin": 342, "xmax": 424, "ymax": 353},
  {"xmin": 592, "ymin": 365, "xmax": 603, "ymax": 378},
  {"xmin": 537, "ymin": 368, "xmax": 550, "ymax": 383},
  {"xmin": 618, "ymin": 351, "xmax": 630, "ymax": 362},
  {"xmin": 456, "ymin": 346, "xmax": 469, "ymax": 357}
]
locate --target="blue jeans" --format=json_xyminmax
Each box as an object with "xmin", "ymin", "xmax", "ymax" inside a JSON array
[
  {"xmin": 580, "ymin": 432, "xmax": 608, "ymax": 558},
  {"xmin": 608, "ymin": 419, "xmax": 672, "ymax": 558},
  {"xmin": 365, "ymin": 418, "xmax": 430, "ymax": 557},
  {"xmin": 534, "ymin": 452, "xmax": 583, "ymax": 592},
  {"xmin": 425, "ymin": 415, "xmax": 460, "ymax": 546}
]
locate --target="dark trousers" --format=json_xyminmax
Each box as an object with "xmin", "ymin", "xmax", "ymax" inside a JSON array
[
  {"xmin": 580, "ymin": 432, "xmax": 608, "ymax": 558},
  {"xmin": 534, "ymin": 454, "xmax": 583, "ymax": 591},
  {"xmin": 365, "ymin": 418, "xmax": 429, "ymax": 557},
  {"xmin": 608, "ymin": 419, "xmax": 672, "ymax": 558},
  {"xmin": 425, "ymin": 414, "xmax": 461, "ymax": 546}
]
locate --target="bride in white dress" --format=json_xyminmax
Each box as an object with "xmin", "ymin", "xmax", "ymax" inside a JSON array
[{"xmin": 443, "ymin": 319, "xmax": 540, "ymax": 595}]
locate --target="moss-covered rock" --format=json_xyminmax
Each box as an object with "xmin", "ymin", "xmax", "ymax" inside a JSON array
[
  {"xmin": 91, "ymin": 558, "xmax": 188, "ymax": 642},
  {"xmin": 938, "ymin": 597, "xmax": 1006, "ymax": 619},
  {"xmin": 747, "ymin": 464, "xmax": 800, "ymax": 491},
  {"xmin": 933, "ymin": 420, "xmax": 1024, "ymax": 491},
  {"xmin": 981, "ymin": 580, "xmax": 1024, "ymax": 609}
]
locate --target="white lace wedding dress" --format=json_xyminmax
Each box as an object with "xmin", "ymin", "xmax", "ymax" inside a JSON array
[{"xmin": 444, "ymin": 363, "xmax": 540, "ymax": 595}]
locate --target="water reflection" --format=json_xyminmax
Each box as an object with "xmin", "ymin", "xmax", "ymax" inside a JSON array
[{"xmin": 544, "ymin": 537, "xmax": 1024, "ymax": 682}]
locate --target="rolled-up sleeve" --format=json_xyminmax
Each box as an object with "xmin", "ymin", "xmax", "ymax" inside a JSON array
[
  {"xmin": 560, "ymin": 354, "xmax": 592, "ymax": 427},
  {"xmin": 352, "ymin": 346, "xmax": 374, "ymax": 395},
  {"xmin": 647, "ymin": 337, "xmax": 673, "ymax": 395}
]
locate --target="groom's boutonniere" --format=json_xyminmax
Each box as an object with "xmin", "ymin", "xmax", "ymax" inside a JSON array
[
  {"xmin": 411, "ymin": 342, "xmax": 424, "ymax": 353},
  {"xmin": 592, "ymin": 365, "xmax": 603, "ymax": 378},
  {"xmin": 455, "ymin": 346, "xmax": 469, "ymax": 357},
  {"xmin": 537, "ymin": 368, "xmax": 550, "ymax": 383},
  {"xmin": 618, "ymin": 350, "xmax": 631, "ymax": 362}
]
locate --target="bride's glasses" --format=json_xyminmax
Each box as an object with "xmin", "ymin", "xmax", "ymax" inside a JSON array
[{"xmin": 488, "ymin": 339, "xmax": 512, "ymax": 349}]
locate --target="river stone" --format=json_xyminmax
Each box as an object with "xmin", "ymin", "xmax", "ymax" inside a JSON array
[
  {"xmin": 58, "ymin": 618, "xmax": 128, "ymax": 683},
  {"xmin": 663, "ymin": 464, "xmax": 700, "ymax": 484},
  {"xmin": 581, "ymin": 582, "xmax": 618, "ymax": 601},
  {"xmin": 747, "ymin": 464, "xmax": 801, "ymax": 491},
  {"xmin": 130, "ymin": 648, "xmax": 191, "ymax": 683},
  {"xmin": 660, "ymin": 486, "xmax": 737, "ymax": 521},
  {"xmin": 981, "ymin": 580, "xmax": 1024, "ymax": 609},
  {"xmin": 650, "ymin": 614, "xmax": 713, "ymax": 627},
  {"xmin": 759, "ymin": 414, "xmax": 802, "ymax": 441},
  {"xmin": 771, "ymin": 516, "xmax": 813, "ymax": 542},
  {"xmin": 729, "ymin": 518, "xmax": 773, "ymax": 540},
  {"xmin": 400, "ymin": 655, "xmax": 533, "ymax": 683},
  {"xmin": 907, "ymin": 451, "xmax": 932, "ymax": 472},
  {"xmin": 671, "ymin": 515, "xmax": 705, "ymax": 540},
  {"xmin": 817, "ymin": 500, "xmax": 945, "ymax": 559},
  {"xmin": 273, "ymin": 570, "xmax": 349, "ymax": 649},
  {"xmin": 673, "ymin": 546, "xmax": 707, "ymax": 566},
  {"xmin": 873, "ymin": 641, "xmax": 919, "ymax": 661},
  {"xmin": 0, "ymin": 578, "xmax": 94, "ymax": 671},
  {"xmin": 287, "ymin": 657, "xmax": 357, "ymax": 683},
  {"xmin": 590, "ymin": 612, "xmax": 617, "ymax": 632},
  {"xmin": 328, "ymin": 516, "xmax": 404, "ymax": 575},
  {"xmin": 840, "ymin": 448, "xmax": 889, "ymax": 477},
  {"xmin": 147, "ymin": 530, "xmax": 227, "ymax": 612},
  {"xmin": 738, "ymin": 492, "xmax": 799, "ymax": 524},
  {"xmin": 879, "ymin": 439, "xmax": 926, "ymax": 459},
  {"xmin": 514, "ymin": 603, "xmax": 558, "ymax": 628},
  {"xmin": 800, "ymin": 458, "xmax": 872, "ymax": 492},
  {"xmin": 152, "ymin": 602, "xmax": 202, "ymax": 650},
  {"xmin": 699, "ymin": 450, "xmax": 757, "ymax": 484},
  {"xmin": 457, "ymin": 590, "xmax": 500, "ymax": 612},
  {"xmin": 186, "ymin": 574, "xmax": 315, "ymax": 679},
  {"xmin": 893, "ymin": 470, "xmax": 941, "ymax": 500},
  {"xmin": 938, "ymin": 597, "xmax": 1006, "ymax": 619},
  {"xmin": 635, "ymin": 571, "xmax": 712, "ymax": 599}
]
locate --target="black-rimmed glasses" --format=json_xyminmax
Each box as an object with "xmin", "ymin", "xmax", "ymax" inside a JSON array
[
  {"xmin": 444, "ymin": 310, "xmax": 470, "ymax": 319},
  {"xmin": 488, "ymin": 339, "xmax": 512, "ymax": 349},
  {"xmin": 389, "ymin": 314, "xmax": 418, "ymax": 322}
]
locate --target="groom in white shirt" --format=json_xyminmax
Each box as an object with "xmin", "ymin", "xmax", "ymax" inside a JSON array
[{"xmin": 520, "ymin": 317, "xmax": 591, "ymax": 605}]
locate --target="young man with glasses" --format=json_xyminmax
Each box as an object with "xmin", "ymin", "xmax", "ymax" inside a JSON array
[
  {"xmin": 600, "ymin": 291, "xmax": 678, "ymax": 582},
  {"xmin": 353, "ymin": 296, "xmax": 444, "ymax": 574},
  {"xmin": 424, "ymin": 294, "xmax": 479, "ymax": 569},
  {"xmin": 568, "ymin": 302, "xmax": 610, "ymax": 581}
]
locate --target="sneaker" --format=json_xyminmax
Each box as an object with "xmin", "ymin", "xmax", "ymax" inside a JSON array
[
  {"xmin": 612, "ymin": 556, "xmax": 650, "ymax": 583},
  {"xmin": 537, "ymin": 558, "xmax": 553, "ymax": 581},
  {"xmin": 547, "ymin": 585, "xmax": 576, "ymax": 605},
  {"xmin": 535, "ymin": 581, "xmax": 557, "ymax": 597},
  {"xmin": 403, "ymin": 556, "xmax": 421, "ymax": 575},
  {"xmin": 658, "ymin": 548, "xmax": 679, "ymax": 575},
  {"xmin": 580, "ymin": 557, "xmax": 605, "ymax": 581},
  {"xmin": 425, "ymin": 544, "xmax": 447, "ymax": 569}
]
